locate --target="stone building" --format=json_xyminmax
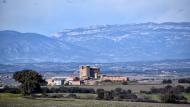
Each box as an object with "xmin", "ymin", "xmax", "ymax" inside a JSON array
[
  {"xmin": 47, "ymin": 76, "xmax": 75, "ymax": 86},
  {"xmin": 79, "ymin": 65, "xmax": 100, "ymax": 79},
  {"xmin": 47, "ymin": 78, "xmax": 65, "ymax": 86},
  {"xmin": 101, "ymin": 75, "xmax": 129, "ymax": 81},
  {"xmin": 68, "ymin": 80, "xmax": 81, "ymax": 85}
]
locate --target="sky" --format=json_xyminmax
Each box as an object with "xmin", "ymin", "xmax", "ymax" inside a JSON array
[{"xmin": 0, "ymin": 0, "xmax": 190, "ymax": 35}]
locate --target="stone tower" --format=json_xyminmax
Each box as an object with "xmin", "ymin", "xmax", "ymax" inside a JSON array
[
  {"xmin": 79, "ymin": 65, "xmax": 100, "ymax": 79},
  {"xmin": 80, "ymin": 65, "xmax": 90, "ymax": 79}
]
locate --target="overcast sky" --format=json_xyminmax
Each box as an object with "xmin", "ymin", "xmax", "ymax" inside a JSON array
[{"xmin": 0, "ymin": 0, "xmax": 190, "ymax": 35}]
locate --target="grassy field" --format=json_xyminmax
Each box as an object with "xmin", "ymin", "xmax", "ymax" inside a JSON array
[
  {"xmin": 183, "ymin": 93, "xmax": 190, "ymax": 101},
  {"xmin": 46, "ymin": 93, "xmax": 97, "ymax": 99},
  {"xmin": 65, "ymin": 83, "xmax": 189, "ymax": 93},
  {"xmin": 142, "ymin": 93, "xmax": 161, "ymax": 101},
  {"xmin": 1, "ymin": 93, "xmax": 190, "ymax": 107}
]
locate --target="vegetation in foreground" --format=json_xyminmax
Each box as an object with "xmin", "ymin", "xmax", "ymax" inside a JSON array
[
  {"xmin": 1, "ymin": 69, "xmax": 190, "ymax": 107},
  {"xmin": 13, "ymin": 69, "xmax": 47, "ymax": 95},
  {"xmin": 1, "ymin": 93, "xmax": 190, "ymax": 107}
]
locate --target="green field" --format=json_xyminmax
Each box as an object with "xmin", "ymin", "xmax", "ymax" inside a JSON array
[
  {"xmin": 1, "ymin": 93, "xmax": 190, "ymax": 107},
  {"xmin": 142, "ymin": 93, "xmax": 161, "ymax": 101},
  {"xmin": 183, "ymin": 93, "xmax": 190, "ymax": 101},
  {"xmin": 65, "ymin": 83, "xmax": 189, "ymax": 92}
]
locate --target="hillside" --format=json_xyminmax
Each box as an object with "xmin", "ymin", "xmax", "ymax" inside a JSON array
[
  {"xmin": 0, "ymin": 22, "xmax": 190, "ymax": 63},
  {"xmin": 0, "ymin": 31, "xmax": 91, "ymax": 63},
  {"xmin": 53, "ymin": 22, "xmax": 190, "ymax": 62}
]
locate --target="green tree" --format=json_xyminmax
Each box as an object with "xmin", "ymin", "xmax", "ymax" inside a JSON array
[
  {"xmin": 13, "ymin": 69, "xmax": 47, "ymax": 95},
  {"xmin": 160, "ymin": 91, "xmax": 178, "ymax": 103},
  {"xmin": 104, "ymin": 91, "xmax": 113, "ymax": 100}
]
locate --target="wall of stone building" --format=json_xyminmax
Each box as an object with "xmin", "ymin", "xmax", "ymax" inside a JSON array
[
  {"xmin": 84, "ymin": 80, "xmax": 97, "ymax": 85},
  {"xmin": 80, "ymin": 65, "xmax": 101, "ymax": 79},
  {"xmin": 47, "ymin": 79, "xmax": 55, "ymax": 86},
  {"xmin": 69, "ymin": 80, "xmax": 81, "ymax": 85},
  {"xmin": 47, "ymin": 78, "xmax": 65, "ymax": 86},
  {"xmin": 101, "ymin": 76, "xmax": 128, "ymax": 81},
  {"xmin": 89, "ymin": 67, "xmax": 100, "ymax": 78},
  {"xmin": 80, "ymin": 65, "xmax": 90, "ymax": 78}
]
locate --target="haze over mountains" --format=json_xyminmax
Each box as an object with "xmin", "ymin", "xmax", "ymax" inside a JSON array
[{"xmin": 0, "ymin": 22, "xmax": 190, "ymax": 63}]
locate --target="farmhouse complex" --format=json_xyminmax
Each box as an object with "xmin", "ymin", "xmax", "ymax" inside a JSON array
[{"xmin": 47, "ymin": 65, "xmax": 129, "ymax": 86}]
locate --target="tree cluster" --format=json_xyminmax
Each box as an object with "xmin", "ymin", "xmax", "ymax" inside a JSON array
[
  {"xmin": 0, "ymin": 86, "xmax": 20, "ymax": 94},
  {"xmin": 151, "ymin": 85, "xmax": 173, "ymax": 94},
  {"xmin": 160, "ymin": 91, "xmax": 187, "ymax": 103},
  {"xmin": 162, "ymin": 79, "xmax": 172, "ymax": 84},
  {"xmin": 41, "ymin": 86, "xmax": 95, "ymax": 94},
  {"xmin": 13, "ymin": 70, "xmax": 47, "ymax": 95},
  {"xmin": 96, "ymin": 88, "xmax": 137, "ymax": 100},
  {"xmin": 140, "ymin": 85, "xmax": 189, "ymax": 103},
  {"xmin": 178, "ymin": 78, "xmax": 190, "ymax": 83},
  {"xmin": 140, "ymin": 85, "xmax": 189, "ymax": 94}
]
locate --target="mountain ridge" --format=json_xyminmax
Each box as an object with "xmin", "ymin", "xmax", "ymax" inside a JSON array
[{"xmin": 0, "ymin": 22, "xmax": 190, "ymax": 63}]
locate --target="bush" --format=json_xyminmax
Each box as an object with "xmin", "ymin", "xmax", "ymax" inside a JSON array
[
  {"xmin": 0, "ymin": 86, "xmax": 20, "ymax": 94},
  {"xmin": 160, "ymin": 92, "xmax": 178, "ymax": 103},
  {"xmin": 175, "ymin": 85, "xmax": 185, "ymax": 93},
  {"xmin": 96, "ymin": 88, "xmax": 136, "ymax": 100},
  {"xmin": 162, "ymin": 79, "xmax": 172, "ymax": 84},
  {"xmin": 127, "ymin": 89, "xmax": 132, "ymax": 94},
  {"xmin": 66, "ymin": 93, "xmax": 77, "ymax": 98},
  {"xmin": 178, "ymin": 78, "xmax": 190, "ymax": 83},
  {"xmin": 160, "ymin": 91, "xmax": 187, "ymax": 103},
  {"xmin": 103, "ymin": 80, "xmax": 112, "ymax": 82},
  {"xmin": 112, "ymin": 88, "xmax": 136, "ymax": 100},
  {"xmin": 150, "ymin": 87, "xmax": 160, "ymax": 93},
  {"xmin": 42, "ymin": 86, "xmax": 95, "ymax": 94},
  {"xmin": 41, "ymin": 87, "xmax": 50, "ymax": 93},
  {"xmin": 185, "ymin": 86, "xmax": 190, "ymax": 93},
  {"xmin": 135, "ymin": 98, "xmax": 158, "ymax": 103},
  {"xmin": 104, "ymin": 91, "xmax": 113, "ymax": 100},
  {"xmin": 122, "ymin": 81, "xmax": 128, "ymax": 85},
  {"xmin": 140, "ymin": 90, "xmax": 151, "ymax": 94},
  {"xmin": 96, "ymin": 88, "xmax": 104, "ymax": 99}
]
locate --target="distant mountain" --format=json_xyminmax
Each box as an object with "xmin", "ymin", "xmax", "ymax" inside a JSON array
[
  {"xmin": 0, "ymin": 22, "xmax": 190, "ymax": 63},
  {"xmin": 0, "ymin": 31, "xmax": 92, "ymax": 63},
  {"xmin": 1, "ymin": 59, "xmax": 190, "ymax": 73},
  {"xmin": 53, "ymin": 22, "xmax": 190, "ymax": 62}
]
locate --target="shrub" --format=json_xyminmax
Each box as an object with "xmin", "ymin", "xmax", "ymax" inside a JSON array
[
  {"xmin": 135, "ymin": 97, "xmax": 158, "ymax": 103},
  {"xmin": 104, "ymin": 91, "xmax": 113, "ymax": 100},
  {"xmin": 161, "ymin": 92, "xmax": 177, "ymax": 103},
  {"xmin": 43, "ymin": 87, "xmax": 95, "ymax": 94},
  {"xmin": 162, "ymin": 79, "xmax": 172, "ymax": 84},
  {"xmin": 127, "ymin": 89, "xmax": 132, "ymax": 94},
  {"xmin": 178, "ymin": 78, "xmax": 190, "ymax": 83},
  {"xmin": 175, "ymin": 85, "xmax": 185, "ymax": 93},
  {"xmin": 185, "ymin": 86, "xmax": 190, "ymax": 93},
  {"xmin": 96, "ymin": 88, "xmax": 104, "ymax": 99},
  {"xmin": 113, "ymin": 88, "xmax": 136, "ymax": 100},
  {"xmin": 164, "ymin": 85, "xmax": 173, "ymax": 93},
  {"xmin": 103, "ymin": 80, "xmax": 112, "ymax": 82},
  {"xmin": 0, "ymin": 86, "xmax": 20, "ymax": 94},
  {"xmin": 160, "ymin": 91, "xmax": 187, "ymax": 103},
  {"xmin": 41, "ymin": 87, "xmax": 50, "ymax": 93},
  {"xmin": 140, "ymin": 90, "xmax": 151, "ymax": 94},
  {"xmin": 122, "ymin": 81, "xmax": 128, "ymax": 85},
  {"xmin": 150, "ymin": 87, "xmax": 160, "ymax": 93},
  {"xmin": 66, "ymin": 93, "xmax": 77, "ymax": 98}
]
